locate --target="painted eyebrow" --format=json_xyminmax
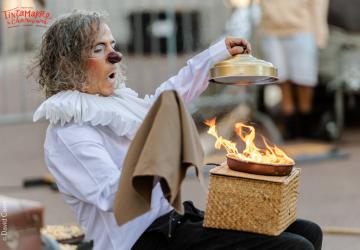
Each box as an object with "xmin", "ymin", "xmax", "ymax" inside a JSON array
[{"xmin": 95, "ymin": 40, "xmax": 116, "ymax": 46}]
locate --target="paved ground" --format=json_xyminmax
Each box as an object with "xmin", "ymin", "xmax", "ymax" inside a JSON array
[
  {"xmin": 0, "ymin": 121, "xmax": 360, "ymax": 250},
  {"xmin": 1, "ymin": 54, "xmax": 360, "ymax": 249}
]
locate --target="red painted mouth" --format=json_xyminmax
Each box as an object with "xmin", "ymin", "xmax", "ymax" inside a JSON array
[{"xmin": 108, "ymin": 72, "xmax": 116, "ymax": 79}]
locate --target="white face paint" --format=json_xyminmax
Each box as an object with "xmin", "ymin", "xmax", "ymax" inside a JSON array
[{"xmin": 84, "ymin": 23, "xmax": 123, "ymax": 96}]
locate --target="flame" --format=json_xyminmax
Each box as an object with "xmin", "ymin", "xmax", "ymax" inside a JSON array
[{"xmin": 204, "ymin": 118, "xmax": 294, "ymax": 165}]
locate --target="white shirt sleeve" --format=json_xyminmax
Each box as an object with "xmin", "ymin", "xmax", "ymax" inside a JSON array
[
  {"xmin": 145, "ymin": 39, "xmax": 231, "ymax": 104},
  {"xmin": 45, "ymin": 129, "xmax": 120, "ymax": 212}
]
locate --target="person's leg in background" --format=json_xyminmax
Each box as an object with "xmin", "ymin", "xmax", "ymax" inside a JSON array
[
  {"xmin": 280, "ymin": 80, "xmax": 299, "ymax": 139},
  {"xmin": 296, "ymin": 84, "xmax": 317, "ymax": 137},
  {"xmin": 260, "ymin": 35, "xmax": 300, "ymax": 139},
  {"xmin": 296, "ymin": 85, "xmax": 314, "ymax": 114},
  {"xmin": 281, "ymin": 81, "xmax": 296, "ymax": 115},
  {"xmin": 286, "ymin": 32, "xmax": 319, "ymax": 139}
]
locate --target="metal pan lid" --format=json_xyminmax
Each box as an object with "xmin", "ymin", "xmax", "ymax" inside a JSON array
[{"xmin": 210, "ymin": 54, "xmax": 278, "ymax": 85}]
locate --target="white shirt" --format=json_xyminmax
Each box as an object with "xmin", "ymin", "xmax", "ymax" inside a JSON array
[{"xmin": 34, "ymin": 39, "xmax": 230, "ymax": 250}]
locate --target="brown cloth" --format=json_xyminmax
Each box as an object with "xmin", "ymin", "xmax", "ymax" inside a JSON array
[{"xmin": 113, "ymin": 90, "xmax": 205, "ymax": 226}]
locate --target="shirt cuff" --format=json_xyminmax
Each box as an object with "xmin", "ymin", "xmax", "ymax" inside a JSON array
[{"xmin": 208, "ymin": 39, "xmax": 231, "ymax": 66}]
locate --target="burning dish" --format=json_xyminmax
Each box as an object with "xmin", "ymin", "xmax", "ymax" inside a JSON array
[
  {"xmin": 205, "ymin": 118, "xmax": 295, "ymax": 176},
  {"xmin": 226, "ymin": 155, "xmax": 294, "ymax": 176}
]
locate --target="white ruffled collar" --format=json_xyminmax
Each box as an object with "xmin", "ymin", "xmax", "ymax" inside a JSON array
[{"xmin": 33, "ymin": 85, "xmax": 153, "ymax": 139}]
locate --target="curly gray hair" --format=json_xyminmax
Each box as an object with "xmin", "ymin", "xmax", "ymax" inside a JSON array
[{"xmin": 32, "ymin": 10, "xmax": 115, "ymax": 98}]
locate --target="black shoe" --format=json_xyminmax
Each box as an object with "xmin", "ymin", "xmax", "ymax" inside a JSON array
[
  {"xmin": 298, "ymin": 112, "xmax": 319, "ymax": 139},
  {"xmin": 283, "ymin": 114, "xmax": 299, "ymax": 140}
]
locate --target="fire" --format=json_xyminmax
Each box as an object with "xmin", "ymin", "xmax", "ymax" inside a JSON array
[{"xmin": 204, "ymin": 118, "xmax": 294, "ymax": 165}]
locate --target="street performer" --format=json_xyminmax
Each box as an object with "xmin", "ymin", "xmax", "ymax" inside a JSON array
[{"xmin": 32, "ymin": 10, "xmax": 322, "ymax": 250}]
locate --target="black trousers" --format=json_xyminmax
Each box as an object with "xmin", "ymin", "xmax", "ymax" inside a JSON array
[{"xmin": 132, "ymin": 201, "xmax": 322, "ymax": 250}]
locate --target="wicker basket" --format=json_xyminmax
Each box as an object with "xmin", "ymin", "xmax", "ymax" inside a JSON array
[{"xmin": 203, "ymin": 165, "xmax": 300, "ymax": 236}]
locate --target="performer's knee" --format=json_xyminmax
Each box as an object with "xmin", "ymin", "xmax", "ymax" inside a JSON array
[{"xmin": 291, "ymin": 237, "xmax": 315, "ymax": 250}]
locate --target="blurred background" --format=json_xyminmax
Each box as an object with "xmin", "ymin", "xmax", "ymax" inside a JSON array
[{"xmin": 0, "ymin": 0, "xmax": 360, "ymax": 249}]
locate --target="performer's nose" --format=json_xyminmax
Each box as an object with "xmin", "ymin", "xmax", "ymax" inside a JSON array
[{"xmin": 107, "ymin": 52, "xmax": 122, "ymax": 64}]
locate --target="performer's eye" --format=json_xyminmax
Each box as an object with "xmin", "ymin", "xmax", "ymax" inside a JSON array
[{"xmin": 94, "ymin": 44, "xmax": 104, "ymax": 53}]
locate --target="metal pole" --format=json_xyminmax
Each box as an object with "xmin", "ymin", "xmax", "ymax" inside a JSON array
[
  {"xmin": 182, "ymin": 11, "xmax": 193, "ymax": 53},
  {"xmin": 335, "ymin": 82, "xmax": 344, "ymax": 140},
  {"xmin": 134, "ymin": 9, "xmax": 144, "ymax": 55},
  {"xmin": 165, "ymin": 5, "xmax": 177, "ymax": 75},
  {"xmin": 150, "ymin": 11, "xmax": 159, "ymax": 54}
]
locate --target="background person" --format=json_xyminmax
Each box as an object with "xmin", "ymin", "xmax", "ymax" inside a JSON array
[{"xmin": 257, "ymin": 0, "xmax": 329, "ymax": 139}]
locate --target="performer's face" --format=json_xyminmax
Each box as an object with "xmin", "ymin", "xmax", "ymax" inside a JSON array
[{"xmin": 84, "ymin": 23, "xmax": 122, "ymax": 96}]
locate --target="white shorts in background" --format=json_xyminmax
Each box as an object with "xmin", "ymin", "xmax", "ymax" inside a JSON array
[{"xmin": 260, "ymin": 33, "xmax": 318, "ymax": 87}]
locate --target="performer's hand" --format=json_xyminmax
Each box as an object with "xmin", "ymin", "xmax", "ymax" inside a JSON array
[{"xmin": 225, "ymin": 37, "xmax": 252, "ymax": 56}]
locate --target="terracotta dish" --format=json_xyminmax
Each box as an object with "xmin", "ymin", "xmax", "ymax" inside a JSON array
[{"xmin": 226, "ymin": 155, "xmax": 294, "ymax": 176}]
